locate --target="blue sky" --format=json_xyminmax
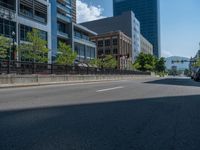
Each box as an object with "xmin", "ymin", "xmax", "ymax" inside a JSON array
[{"xmin": 78, "ymin": 0, "xmax": 200, "ymax": 58}]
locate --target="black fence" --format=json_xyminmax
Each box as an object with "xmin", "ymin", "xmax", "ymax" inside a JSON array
[{"xmin": 0, "ymin": 60, "xmax": 150, "ymax": 75}]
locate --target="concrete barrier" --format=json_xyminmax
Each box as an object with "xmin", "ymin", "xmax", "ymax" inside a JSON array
[{"xmin": 0, "ymin": 74, "xmax": 152, "ymax": 86}]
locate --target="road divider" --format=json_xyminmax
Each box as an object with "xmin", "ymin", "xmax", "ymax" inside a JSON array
[{"xmin": 0, "ymin": 74, "xmax": 153, "ymax": 89}]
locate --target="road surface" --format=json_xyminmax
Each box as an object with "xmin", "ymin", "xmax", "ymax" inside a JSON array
[{"xmin": 0, "ymin": 77, "xmax": 200, "ymax": 150}]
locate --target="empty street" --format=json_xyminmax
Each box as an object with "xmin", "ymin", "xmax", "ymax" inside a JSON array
[{"xmin": 0, "ymin": 77, "xmax": 200, "ymax": 150}]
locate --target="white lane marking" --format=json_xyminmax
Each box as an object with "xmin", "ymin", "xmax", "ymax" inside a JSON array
[{"xmin": 96, "ymin": 86, "xmax": 124, "ymax": 92}]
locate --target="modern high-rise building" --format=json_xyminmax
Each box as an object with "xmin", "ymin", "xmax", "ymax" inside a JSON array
[
  {"xmin": 0, "ymin": 0, "xmax": 52, "ymax": 61},
  {"xmin": 0, "ymin": 0, "xmax": 97, "ymax": 63},
  {"xmin": 50, "ymin": 0, "xmax": 76, "ymax": 61},
  {"xmin": 113, "ymin": 0, "xmax": 161, "ymax": 57}
]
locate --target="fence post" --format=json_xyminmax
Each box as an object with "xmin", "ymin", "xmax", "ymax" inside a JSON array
[
  {"xmin": 0, "ymin": 60, "xmax": 1, "ymax": 74},
  {"xmin": 87, "ymin": 67, "xmax": 89, "ymax": 75},
  {"xmin": 32, "ymin": 62, "xmax": 35, "ymax": 74},
  {"xmin": 51, "ymin": 63, "xmax": 53, "ymax": 74},
  {"xmin": 7, "ymin": 60, "xmax": 10, "ymax": 74},
  {"xmin": 65, "ymin": 65, "xmax": 68, "ymax": 74}
]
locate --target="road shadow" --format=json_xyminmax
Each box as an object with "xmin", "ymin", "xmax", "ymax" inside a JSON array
[
  {"xmin": 1, "ymin": 95, "xmax": 200, "ymax": 150},
  {"xmin": 144, "ymin": 77, "xmax": 200, "ymax": 87}
]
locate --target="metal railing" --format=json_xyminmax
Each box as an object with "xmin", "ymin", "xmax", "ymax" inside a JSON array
[{"xmin": 0, "ymin": 60, "xmax": 150, "ymax": 75}]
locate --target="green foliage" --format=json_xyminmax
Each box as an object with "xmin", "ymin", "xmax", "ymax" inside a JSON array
[
  {"xmin": 0, "ymin": 35, "xmax": 10, "ymax": 59},
  {"xmin": 56, "ymin": 42, "xmax": 77, "ymax": 65},
  {"xmin": 133, "ymin": 53, "xmax": 166, "ymax": 76},
  {"xmin": 103, "ymin": 55, "xmax": 117, "ymax": 69},
  {"xmin": 89, "ymin": 58, "xmax": 102, "ymax": 68},
  {"xmin": 133, "ymin": 53, "xmax": 156, "ymax": 71},
  {"xmin": 155, "ymin": 57, "xmax": 166, "ymax": 73},
  {"xmin": 18, "ymin": 29, "xmax": 49, "ymax": 63},
  {"xmin": 193, "ymin": 58, "xmax": 200, "ymax": 67},
  {"xmin": 89, "ymin": 55, "xmax": 117, "ymax": 69}
]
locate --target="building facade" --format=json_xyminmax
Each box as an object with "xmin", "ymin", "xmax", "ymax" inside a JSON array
[
  {"xmin": 50, "ymin": 0, "xmax": 76, "ymax": 61},
  {"xmin": 0, "ymin": 0, "xmax": 97, "ymax": 63},
  {"xmin": 113, "ymin": 0, "xmax": 161, "ymax": 57},
  {"xmin": 91, "ymin": 31, "xmax": 132, "ymax": 70},
  {"xmin": 81, "ymin": 11, "xmax": 140, "ymax": 62},
  {"xmin": 140, "ymin": 34, "xmax": 153, "ymax": 55},
  {"xmin": 72, "ymin": 23, "xmax": 97, "ymax": 62},
  {"xmin": 0, "ymin": 0, "xmax": 51, "ymax": 61}
]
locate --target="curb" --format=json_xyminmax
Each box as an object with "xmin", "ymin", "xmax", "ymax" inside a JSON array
[{"xmin": 0, "ymin": 76, "xmax": 155, "ymax": 89}]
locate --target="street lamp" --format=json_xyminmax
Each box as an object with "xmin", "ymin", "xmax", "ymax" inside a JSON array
[{"xmin": 12, "ymin": 31, "xmax": 16, "ymax": 61}]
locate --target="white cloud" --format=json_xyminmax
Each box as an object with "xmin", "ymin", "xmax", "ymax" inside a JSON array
[
  {"xmin": 162, "ymin": 50, "xmax": 174, "ymax": 58},
  {"xmin": 76, "ymin": 0, "xmax": 105, "ymax": 23}
]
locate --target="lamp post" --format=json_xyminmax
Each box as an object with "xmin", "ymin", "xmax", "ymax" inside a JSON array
[{"xmin": 11, "ymin": 31, "xmax": 15, "ymax": 61}]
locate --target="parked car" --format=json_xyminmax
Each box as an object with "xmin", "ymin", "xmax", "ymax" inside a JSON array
[
  {"xmin": 191, "ymin": 67, "xmax": 198, "ymax": 79},
  {"xmin": 193, "ymin": 68, "xmax": 200, "ymax": 81}
]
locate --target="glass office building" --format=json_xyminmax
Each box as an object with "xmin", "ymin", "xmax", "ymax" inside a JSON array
[
  {"xmin": 0, "ymin": 0, "xmax": 96, "ymax": 63},
  {"xmin": 0, "ymin": 0, "xmax": 51, "ymax": 61},
  {"xmin": 113, "ymin": 0, "xmax": 161, "ymax": 57},
  {"xmin": 50, "ymin": 0, "xmax": 76, "ymax": 61}
]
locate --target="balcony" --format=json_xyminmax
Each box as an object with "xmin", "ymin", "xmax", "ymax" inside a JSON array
[
  {"xmin": 19, "ymin": 10, "xmax": 46, "ymax": 24},
  {"xmin": 0, "ymin": 1, "xmax": 15, "ymax": 11},
  {"xmin": 0, "ymin": 6, "xmax": 16, "ymax": 20},
  {"xmin": 57, "ymin": 31, "xmax": 69, "ymax": 39},
  {"xmin": 57, "ymin": 2, "xmax": 68, "ymax": 13},
  {"xmin": 57, "ymin": 13, "xmax": 71, "ymax": 23},
  {"xmin": 36, "ymin": 0, "xmax": 49, "ymax": 5},
  {"xmin": 74, "ymin": 36, "xmax": 96, "ymax": 48},
  {"xmin": 59, "ymin": 0, "xmax": 71, "ymax": 5}
]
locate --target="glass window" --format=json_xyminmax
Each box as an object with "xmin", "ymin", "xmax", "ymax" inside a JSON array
[
  {"xmin": 20, "ymin": 24, "xmax": 47, "ymax": 41},
  {"xmin": 105, "ymin": 39, "xmax": 111, "ymax": 46},
  {"xmin": 57, "ymin": 21, "xmax": 66, "ymax": 33},
  {"xmin": 86, "ymin": 47, "xmax": 91, "ymax": 58},
  {"xmin": 105, "ymin": 49, "xmax": 111, "ymax": 55},
  {"xmin": 75, "ymin": 31, "xmax": 81, "ymax": 38},
  {"xmin": 113, "ymin": 48, "xmax": 118, "ymax": 54},
  {"xmin": 82, "ymin": 34, "xmax": 89, "ymax": 40},
  {"xmin": 98, "ymin": 49, "xmax": 103, "ymax": 55},
  {"xmin": 98, "ymin": 40, "xmax": 103, "ymax": 47},
  {"xmin": 91, "ymin": 48, "xmax": 95, "ymax": 58},
  {"xmin": 113, "ymin": 39, "xmax": 118, "ymax": 45},
  {"xmin": 0, "ymin": 18, "xmax": 16, "ymax": 38}
]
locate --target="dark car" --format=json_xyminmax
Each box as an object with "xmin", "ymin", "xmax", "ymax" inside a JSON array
[
  {"xmin": 191, "ymin": 67, "xmax": 196, "ymax": 79},
  {"xmin": 193, "ymin": 68, "xmax": 200, "ymax": 81}
]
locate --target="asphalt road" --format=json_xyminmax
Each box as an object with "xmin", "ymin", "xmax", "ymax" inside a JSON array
[{"xmin": 0, "ymin": 77, "xmax": 200, "ymax": 150}]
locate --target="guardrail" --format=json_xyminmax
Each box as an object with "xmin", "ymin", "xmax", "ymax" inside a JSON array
[{"xmin": 0, "ymin": 60, "xmax": 150, "ymax": 75}]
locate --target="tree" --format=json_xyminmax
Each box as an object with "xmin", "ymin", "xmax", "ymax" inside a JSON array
[
  {"xmin": 0, "ymin": 35, "xmax": 10, "ymax": 59},
  {"xmin": 155, "ymin": 57, "xmax": 166, "ymax": 73},
  {"xmin": 103, "ymin": 55, "xmax": 117, "ymax": 69},
  {"xmin": 89, "ymin": 58, "xmax": 102, "ymax": 68},
  {"xmin": 133, "ymin": 53, "xmax": 156, "ymax": 71},
  {"xmin": 193, "ymin": 58, "xmax": 200, "ymax": 67},
  {"xmin": 56, "ymin": 42, "xmax": 77, "ymax": 65},
  {"xmin": 19, "ymin": 29, "xmax": 48, "ymax": 63},
  {"xmin": 89, "ymin": 55, "xmax": 117, "ymax": 69}
]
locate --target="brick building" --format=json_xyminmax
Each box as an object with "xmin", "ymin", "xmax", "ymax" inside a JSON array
[{"xmin": 91, "ymin": 31, "xmax": 132, "ymax": 70}]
